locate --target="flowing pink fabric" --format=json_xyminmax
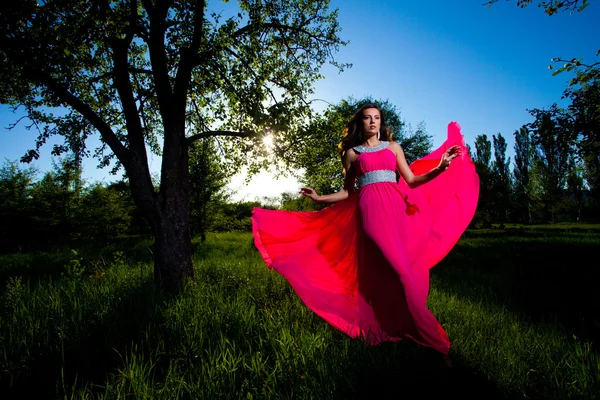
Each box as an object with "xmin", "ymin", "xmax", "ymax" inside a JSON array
[{"xmin": 251, "ymin": 122, "xmax": 479, "ymax": 354}]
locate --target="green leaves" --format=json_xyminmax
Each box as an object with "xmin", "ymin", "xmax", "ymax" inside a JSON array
[
  {"xmin": 1, "ymin": 0, "xmax": 348, "ymax": 178},
  {"xmin": 487, "ymin": 0, "xmax": 590, "ymax": 15},
  {"xmin": 1, "ymin": 0, "xmax": 349, "ymax": 286}
]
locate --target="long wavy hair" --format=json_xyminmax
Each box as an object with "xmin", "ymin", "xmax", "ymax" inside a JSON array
[{"xmin": 338, "ymin": 103, "xmax": 392, "ymax": 161}]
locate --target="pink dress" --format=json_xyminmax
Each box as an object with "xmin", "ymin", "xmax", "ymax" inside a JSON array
[{"xmin": 251, "ymin": 122, "xmax": 479, "ymax": 355}]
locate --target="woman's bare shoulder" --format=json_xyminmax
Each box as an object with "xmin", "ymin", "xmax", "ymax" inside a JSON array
[
  {"xmin": 388, "ymin": 141, "xmax": 403, "ymax": 153},
  {"xmin": 345, "ymin": 148, "xmax": 359, "ymax": 161}
]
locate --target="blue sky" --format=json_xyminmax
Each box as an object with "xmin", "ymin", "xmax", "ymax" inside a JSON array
[
  {"xmin": 315, "ymin": 0, "xmax": 599, "ymax": 148},
  {"xmin": 1, "ymin": 0, "xmax": 599, "ymax": 200}
]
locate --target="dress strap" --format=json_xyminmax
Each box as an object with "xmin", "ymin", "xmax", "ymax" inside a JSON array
[{"xmin": 352, "ymin": 141, "xmax": 389, "ymax": 154}]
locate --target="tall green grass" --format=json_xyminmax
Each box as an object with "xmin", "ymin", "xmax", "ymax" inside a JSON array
[{"xmin": 1, "ymin": 230, "xmax": 599, "ymax": 399}]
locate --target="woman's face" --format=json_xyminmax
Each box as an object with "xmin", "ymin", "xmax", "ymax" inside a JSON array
[{"xmin": 361, "ymin": 108, "xmax": 381, "ymax": 137}]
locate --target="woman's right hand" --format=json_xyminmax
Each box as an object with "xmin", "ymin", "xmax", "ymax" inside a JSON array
[
  {"xmin": 438, "ymin": 145, "xmax": 461, "ymax": 171},
  {"xmin": 299, "ymin": 187, "xmax": 320, "ymax": 202}
]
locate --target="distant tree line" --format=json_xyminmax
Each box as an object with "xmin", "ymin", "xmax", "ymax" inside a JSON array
[
  {"xmin": 470, "ymin": 80, "xmax": 599, "ymax": 226},
  {"xmin": 0, "ymin": 156, "xmax": 139, "ymax": 252},
  {"xmin": 0, "ymin": 139, "xmax": 267, "ymax": 253}
]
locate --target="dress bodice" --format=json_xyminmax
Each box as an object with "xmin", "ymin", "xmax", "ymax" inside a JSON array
[
  {"xmin": 352, "ymin": 142, "xmax": 397, "ymax": 187},
  {"xmin": 352, "ymin": 141, "xmax": 396, "ymax": 175}
]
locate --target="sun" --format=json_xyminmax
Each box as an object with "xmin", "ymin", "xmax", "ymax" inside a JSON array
[{"xmin": 262, "ymin": 134, "xmax": 274, "ymax": 149}]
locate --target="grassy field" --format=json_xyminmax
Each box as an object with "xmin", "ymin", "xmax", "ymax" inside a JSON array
[{"xmin": 1, "ymin": 226, "xmax": 599, "ymax": 399}]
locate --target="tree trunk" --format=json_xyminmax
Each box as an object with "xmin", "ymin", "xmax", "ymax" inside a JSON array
[
  {"xmin": 154, "ymin": 198, "xmax": 194, "ymax": 293},
  {"xmin": 153, "ymin": 123, "xmax": 195, "ymax": 293},
  {"xmin": 153, "ymin": 192, "xmax": 194, "ymax": 293},
  {"xmin": 125, "ymin": 147, "xmax": 195, "ymax": 294}
]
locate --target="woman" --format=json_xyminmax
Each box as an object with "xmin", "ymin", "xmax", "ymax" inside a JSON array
[{"xmin": 251, "ymin": 103, "xmax": 479, "ymax": 360}]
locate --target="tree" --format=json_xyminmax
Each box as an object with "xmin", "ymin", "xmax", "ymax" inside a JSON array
[
  {"xmin": 564, "ymin": 159, "xmax": 585, "ymax": 221},
  {"xmin": 0, "ymin": 0, "xmax": 347, "ymax": 292},
  {"xmin": 486, "ymin": 0, "xmax": 590, "ymax": 15},
  {"xmin": 208, "ymin": 200, "xmax": 263, "ymax": 232},
  {"xmin": 485, "ymin": 0, "xmax": 598, "ymax": 85},
  {"xmin": 77, "ymin": 183, "xmax": 134, "ymax": 241},
  {"xmin": 473, "ymin": 134, "xmax": 492, "ymax": 167},
  {"xmin": 490, "ymin": 133, "xmax": 512, "ymax": 222},
  {"xmin": 527, "ymin": 104, "xmax": 576, "ymax": 221},
  {"xmin": 281, "ymin": 96, "xmax": 432, "ymax": 197},
  {"xmin": 280, "ymin": 191, "xmax": 316, "ymax": 211},
  {"xmin": 52, "ymin": 155, "xmax": 84, "ymax": 237},
  {"xmin": 564, "ymin": 80, "xmax": 600, "ymax": 218},
  {"xmin": 513, "ymin": 125, "xmax": 534, "ymax": 222},
  {"xmin": 26, "ymin": 155, "xmax": 83, "ymax": 245},
  {"xmin": 188, "ymin": 137, "xmax": 232, "ymax": 241},
  {"xmin": 106, "ymin": 179, "xmax": 152, "ymax": 234},
  {"xmin": 0, "ymin": 161, "xmax": 37, "ymax": 251},
  {"xmin": 472, "ymin": 134, "xmax": 493, "ymax": 226}
]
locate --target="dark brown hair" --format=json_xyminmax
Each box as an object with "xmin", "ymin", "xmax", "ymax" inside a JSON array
[{"xmin": 338, "ymin": 103, "xmax": 392, "ymax": 160}]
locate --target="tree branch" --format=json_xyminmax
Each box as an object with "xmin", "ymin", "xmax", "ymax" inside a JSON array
[
  {"xmin": 110, "ymin": 38, "xmax": 149, "ymax": 164},
  {"xmin": 140, "ymin": 0, "xmax": 154, "ymax": 15},
  {"xmin": 174, "ymin": 0, "xmax": 206, "ymax": 117},
  {"xmin": 552, "ymin": 57, "xmax": 600, "ymax": 69},
  {"xmin": 6, "ymin": 115, "xmax": 30, "ymax": 131},
  {"xmin": 187, "ymin": 130, "xmax": 257, "ymax": 145},
  {"xmin": 223, "ymin": 46, "xmax": 296, "ymax": 96},
  {"xmin": 193, "ymin": 16, "xmax": 324, "ymax": 72},
  {"xmin": 484, "ymin": 0, "xmax": 589, "ymax": 15},
  {"xmin": 156, "ymin": 0, "xmax": 174, "ymax": 20},
  {"xmin": 140, "ymin": 0, "xmax": 174, "ymax": 125},
  {"xmin": 88, "ymin": 67, "xmax": 153, "ymax": 84},
  {"xmin": 189, "ymin": 0, "xmax": 205, "ymax": 58},
  {"xmin": 232, "ymin": 21, "xmax": 322, "ymax": 42},
  {"xmin": 38, "ymin": 74, "xmax": 131, "ymax": 165},
  {"xmin": 125, "ymin": 0, "xmax": 139, "ymax": 43}
]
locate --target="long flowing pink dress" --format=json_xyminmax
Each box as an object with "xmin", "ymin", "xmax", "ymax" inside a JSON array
[{"xmin": 251, "ymin": 122, "xmax": 479, "ymax": 355}]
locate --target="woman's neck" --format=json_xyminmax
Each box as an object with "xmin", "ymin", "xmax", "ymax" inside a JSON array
[{"xmin": 362, "ymin": 136, "xmax": 381, "ymax": 148}]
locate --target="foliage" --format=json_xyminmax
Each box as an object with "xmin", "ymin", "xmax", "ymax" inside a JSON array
[
  {"xmin": 526, "ymin": 104, "xmax": 577, "ymax": 221},
  {"xmin": 485, "ymin": 0, "xmax": 590, "ymax": 16},
  {"xmin": 280, "ymin": 191, "xmax": 322, "ymax": 211},
  {"xmin": 26, "ymin": 156, "xmax": 83, "ymax": 245},
  {"xmin": 0, "ymin": 0, "xmax": 348, "ymax": 290},
  {"xmin": 0, "ymin": 0, "xmax": 348, "ymax": 168},
  {"xmin": 77, "ymin": 183, "xmax": 134, "ymax": 241},
  {"xmin": 564, "ymin": 79, "xmax": 600, "ymax": 218},
  {"xmin": 490, "ymin": 133, "xmax": 512, "ymax": 222},
  {"xmin": 188, "ymin": 137, "xmax": 233, "ymax": 241},
  {"xmin": 512, "ymin": 126, "xmax": 534, "ymax": 222},
  {"xmin": 0, "ymin": 158, "xmax": 142, "ymax": 252},
  {"xmin": 0, "ymin": 161, "xmax": 37, "ymax": 251},
  {"xmin": 105, "ymin": 179, "xmax": 152, "ymax": 235},
  {"xmin": 472, "ymin": 134, "xmax": 493, "ymax": 227},
  {"xmin": 206, "ymin": 200, "xmax": 265, "ymax": 232}
]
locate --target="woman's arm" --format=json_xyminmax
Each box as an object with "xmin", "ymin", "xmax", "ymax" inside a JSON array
[
  {"xmin": 390, "ymin": 141, "xmax": 460, "ymax": 189},
  {"xmin": 300, "ymin": 149, "xmax": 358, "ymax": 203}
]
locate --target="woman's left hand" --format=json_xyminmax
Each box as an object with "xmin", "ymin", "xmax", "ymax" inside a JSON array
[{"xmin": 438, "ymin": 145, "xmax": 461, "ymax": 171}]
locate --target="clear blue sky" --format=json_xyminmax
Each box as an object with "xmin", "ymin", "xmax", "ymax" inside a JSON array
[
  {"xmin": 315, "ymin": 0, "xmax": 599, "ymax": 150},
  {"xmin": 1, "ymin": 0, "xmax": 599, "ymax": 199}
]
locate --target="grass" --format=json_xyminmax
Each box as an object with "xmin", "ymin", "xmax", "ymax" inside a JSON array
[{"xmin": 0, "ymin": 229, "xmax": 599, "ymax": 399}]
